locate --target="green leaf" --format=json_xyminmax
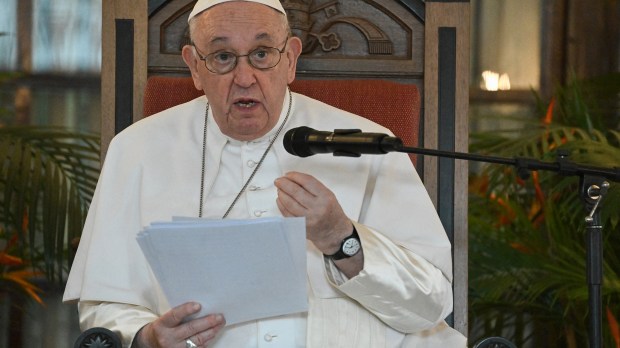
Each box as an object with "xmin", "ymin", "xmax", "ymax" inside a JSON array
[{"xmin": 0, "ymin": 126, "xmax": 100, "ymax": 283}]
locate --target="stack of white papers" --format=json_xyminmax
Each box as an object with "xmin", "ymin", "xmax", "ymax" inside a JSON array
[{"xmin": 136, "ymin": 217, "xmax": 308, "ymax": 325}]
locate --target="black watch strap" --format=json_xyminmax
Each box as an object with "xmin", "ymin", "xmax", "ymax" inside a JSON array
[{"xmin": 326, "ymin": 226, "xmax": 361, "ymax": 260}]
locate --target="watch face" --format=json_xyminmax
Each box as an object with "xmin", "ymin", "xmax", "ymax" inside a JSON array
[{"xmin": 342, "ymin": 237, "xmax": 361, "ymax": 256}]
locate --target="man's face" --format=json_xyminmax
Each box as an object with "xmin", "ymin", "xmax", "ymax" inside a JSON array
[{"xmin": 182, "ymin": 2, "xmax": 302, "ymax": 141}]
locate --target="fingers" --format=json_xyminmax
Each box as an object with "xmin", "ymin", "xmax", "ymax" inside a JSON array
[
  {"xmin": 159, "ymin": 302, "xmax": 202, "ymax": 328},
  {"xmin": 277, "ymin": 171, "xmax": 324, "ymax": 196},
  {"xmin": 275, "ymin": 172, "xmax": 324, "ymax": 216},
  {"xmin": 144, "ymin": 302, "xmax": 226, "ymax": 348},
  {"xmin": 276, "ymin": 194, "xmax": 293, "ymax": 217},
  {"xmin": 184, "ymin": 314, "xmax": 226, "ymax": 347},
  {"xmin": 171, "ymin": 306, "xmax": 225, "ymax": 344},
  {"xmin": 275, "ymin": 171, "xmax": 351, "ymax": 241},
  {"xmin": 275, "ymin": 172, "xmax": 339, "ymax": 218},
  {"xmin": 275, "ymin": 181, "xmax": 309, "ymax": 216}
]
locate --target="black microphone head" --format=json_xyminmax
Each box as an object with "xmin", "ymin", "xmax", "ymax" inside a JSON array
[{"xmin": 283, "ymin": 126, "xmax": 315, "ymax": 157}]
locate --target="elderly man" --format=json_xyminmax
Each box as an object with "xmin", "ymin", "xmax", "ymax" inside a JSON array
[{"xmin": 64, "ymin": 0, "xmax": 465, "ymax": 347}]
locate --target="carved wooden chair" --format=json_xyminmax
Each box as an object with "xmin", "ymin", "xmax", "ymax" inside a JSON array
[
  {"xmin": 88, "ymin": 0, "xmax": 471, "ymax": 343},
  {"xmin": 134, "ymin": 0, "xmax": 469, "ymax": 335}
]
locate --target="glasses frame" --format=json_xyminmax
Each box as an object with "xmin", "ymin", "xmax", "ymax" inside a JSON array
[{"xmin": 192, "ymin": 37, "xmax": 289, "ymax": 74}]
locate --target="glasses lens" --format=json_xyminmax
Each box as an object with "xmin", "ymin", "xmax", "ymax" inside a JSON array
[
  {"xmin": 248, "ymin": 47, "xmax": 282, "ymax": 69},
  {"xmin": 206, "ymin": 51, "xmax": 236, "ymax": 73}
]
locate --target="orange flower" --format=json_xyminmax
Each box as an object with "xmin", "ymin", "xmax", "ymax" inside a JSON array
[
  {"xmin": 490, "ymin": 195, "xmax": 516, "ymax": 226},
  {"xmin": 510, "ymin": 242, "xmax": 531, "ymax": 254},
  {"xmin": 527, "ymin": 171, "xmax": 546, "ymax": 227},
  {"xmin": 543, "ymin": 98, "xmax": 555, "ymax": 125},
  {"xmin": 1, "ymin": 209, "xmax": 46, "ymax": 306},
  {"xmin": 0, "ymin": 252, "xmax": 23, "ymax": 266},
  {"xmin": 607, "ymin": 307, "xmax": 620, "ymax": 348},
  {"xmin": 469, "ymin": 174, "xmax": 489, "ymax": 194},
  {"xmin": 531, "ymin": 171, "xmax": 545, "ymax": 204},
  {"xmin": 2, "ymin": 269, "xmax": 44, "ymax": 305}
]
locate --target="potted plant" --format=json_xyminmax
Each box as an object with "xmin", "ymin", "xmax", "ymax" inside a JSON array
[
  {"xmin": 468, "ymin": 73, "xmax": 620, "ymax": 347},
  {"xmin": 0, "ymin": 73, "xmax": 101, "ymax": 343}
]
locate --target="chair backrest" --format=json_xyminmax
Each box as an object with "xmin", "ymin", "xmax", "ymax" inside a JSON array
[{"xmin": 143, "ymin": 76, "xmax": 420, "ymax": 163}]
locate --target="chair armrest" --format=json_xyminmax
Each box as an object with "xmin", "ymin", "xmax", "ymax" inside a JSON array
[{"xmin": 74, "ymin": 327, "xmax": 122, "ymax": 348}]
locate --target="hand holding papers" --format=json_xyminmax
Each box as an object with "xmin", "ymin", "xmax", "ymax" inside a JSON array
[{"xmin": 136, "ymin": 217, "xmax": 308, "ymax": 325}]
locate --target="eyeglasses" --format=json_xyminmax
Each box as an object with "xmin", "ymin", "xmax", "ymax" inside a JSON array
[{"xmin": 193, "ymin": 38, "xmax": 289, "ymax": 74}]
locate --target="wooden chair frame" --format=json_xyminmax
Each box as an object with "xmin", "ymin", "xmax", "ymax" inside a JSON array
[{"xmin": 100, "ymin": 0, "xmax": 470, "ymax": 337}]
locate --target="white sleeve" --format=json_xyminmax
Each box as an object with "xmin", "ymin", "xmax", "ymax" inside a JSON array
[
  {"xmin": 324, "ymin": 222, "xmax": 453, "ymax": 333},
  {"xmin": 78, "ymin": 301, "xmax": 158, "ymax": 348}
]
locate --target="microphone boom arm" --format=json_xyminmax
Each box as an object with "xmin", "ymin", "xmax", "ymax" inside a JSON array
[{"xmin": 395, "ymin": 145, "xmax": 620, "ymax": 182}]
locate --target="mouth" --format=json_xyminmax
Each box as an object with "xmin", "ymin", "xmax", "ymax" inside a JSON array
[{"xmin": 233, "ymin": 98, "xmax": 259, "ymax": 108}]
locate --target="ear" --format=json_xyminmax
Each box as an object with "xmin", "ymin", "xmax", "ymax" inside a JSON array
[
  {"xmin": 182, "ymin": 45, "xmax": 204, "ymax": 90},
  {"xmin": 285, "ymin": 36, "xmax": 303, "ymax": 85}
]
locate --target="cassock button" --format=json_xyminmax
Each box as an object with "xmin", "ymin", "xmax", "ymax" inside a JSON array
[
  {"xmin": 254, "ymin": 210, "xmax": 266, "ymax": 217},
  {"xmin": 264, "ymin": 333, "xmax": 277, "ymax": 342},
  {"xmin": 247, "ymin": 160, "xmax": 257, "ymax": 168}
]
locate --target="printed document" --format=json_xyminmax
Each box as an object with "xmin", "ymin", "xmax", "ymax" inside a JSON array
[{"xmin": 136, "ymin": 217, "xmax": 307, "ymax": 325}]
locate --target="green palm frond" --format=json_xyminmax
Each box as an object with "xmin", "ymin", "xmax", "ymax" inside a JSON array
[
  {"xmin": 469, "ymin": 73, "xmax": 620, "ymax": 347},
  {"xmin": 0, "ymin": 126, "xmax": 100, "ymax": 283}
]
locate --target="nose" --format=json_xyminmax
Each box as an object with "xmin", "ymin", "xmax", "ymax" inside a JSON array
[{"xmin": 232, "ymin": 57, "xmax": 257, "ymax": 88}]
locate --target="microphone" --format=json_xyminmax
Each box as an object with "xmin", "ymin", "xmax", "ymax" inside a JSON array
[{"xmin": 283, "ymin": 126, "xmax": 403, "ymax": 157}]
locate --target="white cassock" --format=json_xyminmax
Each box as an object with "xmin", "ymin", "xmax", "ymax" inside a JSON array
[{"xmin": 64, "ymin": 89, "xmax": 467, "ymax": 347}]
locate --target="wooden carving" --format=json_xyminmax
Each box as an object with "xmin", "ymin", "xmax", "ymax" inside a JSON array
[
  {"xmin": 148, "ymin": 0, "xmax": 423, "ymax": 79},
  {"xmin": 284, "ymin": 0, "xmax": 393, "ymax": 55}
]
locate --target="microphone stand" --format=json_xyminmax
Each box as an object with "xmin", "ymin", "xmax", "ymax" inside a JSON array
[{"xmin": 393, "ymin": 144, "xmax": 619, "ymax": 348}]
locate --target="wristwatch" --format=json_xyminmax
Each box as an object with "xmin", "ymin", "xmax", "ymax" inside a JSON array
[{"xmin": 327, "ymin": 227, "xmax": 361, "ymax": 260}]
